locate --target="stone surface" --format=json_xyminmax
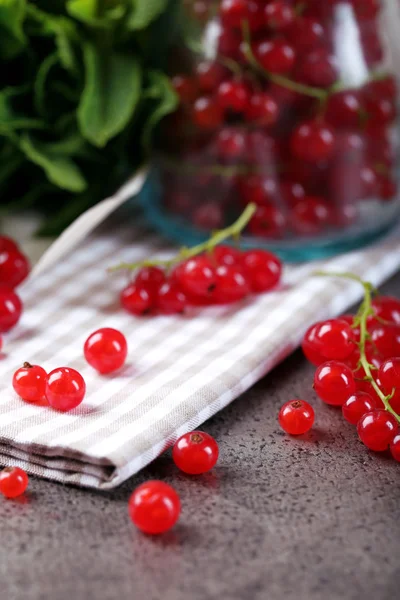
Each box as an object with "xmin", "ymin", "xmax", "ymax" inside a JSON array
[{"xmin": 0, "ymin": 275, "xmax": 399, "ymax": 600}]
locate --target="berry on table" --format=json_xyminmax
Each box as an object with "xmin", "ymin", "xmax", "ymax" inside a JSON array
[
  {"xmin": 134, "ymin": 267, "xmax": 166, "ymax": 296},
  {"xmin": 12, "ymin": 362, "xmax": 47, "ymax": 404},
  {"xmin": 46, "ymin": 367, "xmax": 86, "ymax": 412},
  {"xmin": 156, "ymin": 282, "xmax": 187, "ymax": 315},
  {"xmin": 0, "ymin": 249, "xmax": 30, "ymax": 289},
  {"xmin": 0, "ymin": 467, "xmax": 29, "ymax": 498},
  {"xmin": 173, "ymin": 431, "xmax": 219, "ymax": 474},
  {"xmin": 213, "ymin": 245, "xmax": 241, "ymax": 267},
  {"xmin": 0, "ymin": 285, "xmax": 23, "ymax": 332},
  {"xmin": 314, "ymin": 361, "xmax": 356, "ymax": 406},
  {"xmin": 342, "ymin": 392, "xmax": 376, "ymax": 425},
  {"xmin": 357, "ymin": 410, "xmax": 398, "ymax": 452},
  {"xmin": 213, "ymin": 264, "xmax": 249, "ymax": 304},
  {"xmin": 128, "ymin": 480, "xmax": 181, "ymax": 535},
  {"xmin": 121, "ymin": 283, "xmax": 153, "ymax": 316},
  {"xmin": 390, "ymin": 433, "xmax": 400, "ymax": 462},
  {"xmin": 174, "ymin": 255, "xmax": 217, "ymax": 299},
  {"xmin": 278, "ymin": 400, "xmax": 315, "ymax": 435},
  {"xmin": 0, "ymin": 236, "xmax": 19, "ymax": 253},
  {"xmin": 84, "ymin": 328, "xmax": 128, "ymax": 374},
  {"xmin": 240, "ymin": 249, "xmax": 282, "ymax": 292}
]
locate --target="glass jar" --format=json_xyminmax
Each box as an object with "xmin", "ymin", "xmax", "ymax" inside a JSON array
[{"xmin": 142, "ymin": 0, "xmax": 400, "ymax": 261}]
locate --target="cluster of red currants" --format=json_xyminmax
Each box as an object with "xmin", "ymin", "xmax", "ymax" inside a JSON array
[
  {"xmin": 0, "ymin": 235, "xmax": 31, "ymax": 347},
  {"xmin": 120, "ymin": 247, "xmax": 282, "ymax": 316},
  {"xmin": 162, "ymin": 0, "xmax": 397, "ymax": 237},
  {"xmin": 279, "ymin": 293, "xmax": 400, "ymax": 461}
]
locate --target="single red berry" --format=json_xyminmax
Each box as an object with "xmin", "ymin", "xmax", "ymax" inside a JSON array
[
  {"xmin": 245, "ymin": 92, "xmax": 279, "ymax": 125},
  {"xmin": 325, "ymin": 91, "xmax": 362, "ymax": 128},
  {"xmin": 287, "ymin": 17, "xmax": 326, "ymax": 52},
  {"xmin": 171, "ymin": 75, "xmax": 197, "ymax": 104},
  {"xmin": 0, "ymin": 249, "xmax": 30, "ymax": 288},
  {"xmin": 46, "ymin": 367, "xmax": 86, "ymax": 412},
  {"xmin": 0, "ymin": 467, "xmax": 29, "ymax": 498},
  {"xmin": 213, "ymin": 245, "xmax": 241, "ymax": 267},
  {"xmin": 135, "ymin": 266, "xmax": 166, "ymax": 296},
  {"xmin": 128, "ymin": 480, "xmax": 181, "ymax": 535},
  {"xmin": 213, "ymin": 265, "xmax": 249, "ymax": 304},
  {"xmin": 241, "ymin": 250, "xmax": 282, "ymax": 293},
  {"xmin": 296, "ymin": 49, "xmax": 338, "ymax": 88},
  {"xmin": 302, "ymin": 324, "xmax": 326, "ymax": 366},
  {"xmin": 84, "ymin": 328, "xmax": 128, "ymax": 374},
  {"xmin": 220, "ymin": 0, "xmax": 247, "ymax": 28},
  {"xmin": 291, "ymin": 121, "xmax": 336, "ymax": 162},
  {"xmin": 314, "ymin": 361, "xmax": 356, "ymax": 406},
  {"xmin": 280, "ymin": 180, "xmax": 306, "ymax": 207},
  {"xmin": 218, "ymin": 27, "xmax": 242, "ymax": 60},
  {"xmin": 291, "ymin": 197, "xmax": 332, "ymax": 235},
  {"xmin": 309, "ymin": 319, "xmax": 356, "ymax": 361},
  {"xmin": 390, "ymin": 433, "xmax": 400, "ymax": 462},
  {"xmin": 0, "ymin": 236, "xmax": 19, "ymax": 253},
  {"xmin": 238, "ymin": 174, "xmax": 279, "ymax": 206},
  {"xmin": 156, "ymin": 282, "xmax": 187, "ymax": 315},
  {"xmin": 357, "ymin": 410, "xmax": 398, "ymax": 452},
  {"xmin": 192, "ymin": 203, "xmax": 224, "ymax": 231},
  {"xmin": 12, "ymin": 362, "xmax": 47, "ymax": 404},
  {"xmin": 215, "ymin": 127, "xmax": 246, "ymax": 159},
  {"xmin": 192, "ymin": 97, "xmax": 224, "ymax": 129},
  {"xmin": 264, "ymin": 1, "xmax": 295, "ymax": 30},
  {"xmin": 342, "ymin": 392, "xmax": 377, "ymax": 425},
  {"xmin": 175, "ymin": 256, "xmax": 216, "ymax": 299},
  {"xmin": 365, "ymin": 76, "xmax": 397, "ymax": 101},
  {"xmin": 253, "ymin": 38, "xmax": 296, "ymax": 74},
  {"xmin": 173, "ymin": 431, "xmax": 219, "ymax": 474},
  {"xmin": 365, "ymin": 95, "xmax": 396, "ymax": 124},
  {"xmin": 248, "ymin": 204, "xmax": 286, "ymax": 239},
  {"xmin": 339, "ymin": 314, "xmax": 360, "ymax": 340},
  {"xmin": 121, "ymin": 283, "xmax": 153, "ymax": 316},
  {"xmin": 216, "ymin": 79, "xmax": 250, "ymax": 113},
  {"xmin": 0, "ymin": 285, "xmax": 23, "ymax": 332},
  {"xmin": 371, "ymin": 296, "xmax": 400, "ymax": 326},
  {"xmin": 196, "ymin": 61, "xmax": 227, "ymax": 93},
  {"xmin": 378, "ymin": 358, "xmax": 400, "ymax": 412},
  {"xmin": 370, "ymin": 324, "xmax": 400, "ymax": 360},
  {"xmin": 278, "ymin": 399, "xmax": 315, "ymax": 435}
]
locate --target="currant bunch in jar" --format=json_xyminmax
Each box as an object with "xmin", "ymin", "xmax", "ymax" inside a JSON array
[{"xmin": 155, "ymin": 0, "xmax": 398, "ymax": 256}]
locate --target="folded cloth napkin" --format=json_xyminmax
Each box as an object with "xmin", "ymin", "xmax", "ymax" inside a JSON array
[{"xmin": 1, "ymin": 179, "xmax": 400, "ymax": 489}]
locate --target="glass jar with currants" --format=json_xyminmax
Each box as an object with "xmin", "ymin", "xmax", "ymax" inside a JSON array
[{"xmin": 142, "ymin": 0, "xmax": 400, "ymax": 261}]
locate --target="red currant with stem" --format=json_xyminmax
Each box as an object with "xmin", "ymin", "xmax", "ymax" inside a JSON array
[
  {"xmin": 192, "ymin": 97, "xmax": 224, "ymax": 129},
  {"xmin": 314, "ymin": 361, "xmax": 356, "ymax": 406},
  {"xmin": 128, "ymin": 480, "xmax": 181, "ymax": 535},
  {"xmin": 12, "ymin": 362, "xmax": 47, "ymax": 404},
  {"xmin": 245, "ymin": 92, "xmax": 279, "ymax": 125},
  {"xmin": 371, "ymin": 296, "xmax": 400, "ymax": 325},
  {"xmin": 175, "ymin": 256, "xmax": 216, "ymax": 299},
  {"xmin": 135, "ymin": 266, "xmax": 166, "ymax": 296},
  {"xmin": 0, "ymin": 249, "xmax": 30, "ymax": 288},
  {"xmin": 156, "ymin": 282, "xmax": 187, "ymax": 315},
  {"xmin": 378, "ymin": 358, "xmax": 400, "ymax": 411},
  {"xmin": 216, "ymin": 80, "xmax": 250, "ymax": 113},
  {"xmin": 173, "ymin": 431, "xmax": 219, "ymax": 474},
  {"xmin": 46, "ymin": 367, "xmax": 86, "ymax": 412},
  {"xmin": 84, "ymin": 328, "xmax": 128, "ymax": 374},
  {"xmin": 121, "ymin": 283, "xmax": 153, "ymax": 316},
  {"xmin": 357, "ymin": 410, "xmax": 398, "ymax": 452},
  {"xmin": 213, "ymin": 245, "xmax": 241, "ymax": 267},
  {"xmin": 241, "ymin": 250, "xmax": 282, "ymax": 293},
  {"xmin": 342, "ymin": 392, "xmax": 376, "ymax": 425},
  {"xmin": 0, "ymin": 236, "xmax": 19, "ymax": 253},
  {"xmin": 291, "ymin": 121, "xmax": 336, "ymax": 162},
  {"xmin": 278, "ymin": 400, "xmax": 314, "ymax": 435},
  {"xmin": 0, "ymin": 467, "xmax": 29, "ymax": 499},
  {"xmin": 253, "ymin": 38, "xmax": 296, "ymax": 74},
  {"xmin": 390, "ymin": 433, "xmax": 400, "ymax": 462},
  {"xmin": 0, "ymin": 285, "xmax": 23, "ymax": 332},
  {"xmin": 213, "ymin": 265, "xmax": 249, "ymax": 304},
  {"xmin": 248, "ymin": 205, "xmax": 286, "ymax": 239},
  {"xmin": 325, "ymin": 91, "xmax": 362, "ymax": 128},
  {"xmin": 291, "ymin": 197, "xmax": 332, "ymax": 235},
  {"xmin": 171, "ymin": 75, "xmax": 197, "ymax": 104},
  {"xmin": 264, "ymin": 1, "xmax": 295, "ymax": 31}
]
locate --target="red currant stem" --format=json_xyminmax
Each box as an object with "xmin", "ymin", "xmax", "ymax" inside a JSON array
[
  {"xmin": 314, "ymin": 270, "xmax": 400, "ymax": 423},
  {"xmin": 110, "ymin": 203, "xmax": 257, "ymax": 272},
  {"xmin": 241, "ymin": 21, "xmax": 328, "ymax": 101}
]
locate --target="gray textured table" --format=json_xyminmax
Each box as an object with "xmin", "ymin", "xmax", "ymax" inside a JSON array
[{"xmin": 1, "ymin": 275, "xmax": 399, "ymax": 600}]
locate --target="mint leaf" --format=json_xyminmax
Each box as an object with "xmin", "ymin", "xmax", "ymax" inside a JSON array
[
  {"xmin": 66, "ymin": 0, "xmax": 125, "ymax": 26},
  {"xmin": 127, "ymin": 0, "xmax": 168, "ymax": 30},
  {"xmin": 142, "ymin": 70, "xmax": 178, "ymax": 150},
  {"xmin": 78, "ymin": 42, "xmax": 141, "ymax": 147},
  {"xmin": 0, "ymin": 0, "xmax": 27, "ymax": 59}
]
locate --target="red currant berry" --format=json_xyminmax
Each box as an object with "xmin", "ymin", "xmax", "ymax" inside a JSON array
[
  {"xmin": 342, "ymin": 392, "xmax": 376, "ymax": 425},
  {"xmin": 378, "ymin": 358, "xmax": 400, "ymax": 411},
  {"xmin": 0, "ymin": 236, "xmax": 19, "ymax": 253},
  {"xmin": 0, "ymin": 249, "xmax": 30, "ymax": 288},
  {"xmin": 192, "ymin": 97, "xmax": 224, "ymax": 129},
  {"xmin": 121, "ymin": 283, "xmax": 153, "ymax": 316},
  {"xmin": 84, "ymin": 328, "xmax": 128, "ymax": 374},
  {"xmin": 390, "ymin": 433, "xmax": 400, "ymax": 462},
  {"xmin": 46, "ymin": 367, "xmax": 86, "ymax": 412},
  {"xmin": 365, "ymin": 76, "xmax": 397, "ymax": 101},
  {"xmin": 0, "ymin": 467, "xmax": 29, "ymax": 498},
  {"xmin": 241, "ymin": 250, "xmax": 282, "ymax": 293},
  {"xmin": 135, "ymin": 266, "xmax": 166, "ymax": 296},
  {"xmin": 370, "ymin": 324, "xmax": 400, "ymax": 360},
  {"xmin": 192, "ymin": 202, "xmax": 224, "ymax": 231},
  {"xmin": 156, "ymin": 282, "xmax": 187, "ymax": 315},
  {"xmin": 379, "ymin": 177, "xmax": 397, "ymax": 201},
  {"xmin": 218, "ymin": 27, "xmax": 242, "ymax": 60},
  {"xmin": 291, "ymin": 197, "xmax": 332, "ymax": 235},
  {"xmin": 196, "ymin": 61, "xmax": 227, "ymax": 93},
  {"xmin": 175, "ymin": 256, "xmax": 216, "ymax": 299},
  {"xmin": 264, "ymin": 1, "xmax": 295, "ymax": 31},
  {"xmin": 253, "ymin": 38, "xmax": 296, "ymax": 74},
  {"xmin": 278, "ymin": 399, "xmax": 314, "ymax": 435},
  {"xmin": 287, "ymin": 17, "xmax": 326, "ymax": 52},
  {"xmin": 291, "ymin": 121, "xmax": 336, "ymax": 162},
  {"xmin": 215, "ymin": 127, "xmax": 246, "ymax": 159},
  {"xmin": 297, "ymin": 49, "xmax": 338, "ymax": 88},
  {"xmin": 371, "ymin": 296, "xmax": 400, "ymax": 326},
  {"xmin": 220, "ymin": 0, "xmax": 247, "ymax": 29},
  {"xmin": 217, "ymin": 79, "xmax": 250, "ymax": 113},
  {"xmin": 213, "ymin": 245, "xmax": 241, "ymax": 267},
  {"xmin": 325, "ymin": 91, "xmax": 362, "ymax": 128},
  {"xmin": 171, "ymin": 75, "xmax": 197, "ymax": 104},
  {"xmin": 314, "ymin": 361, "xmax": 356, "ymax": 406},
  {"xmin": 213, "ymin": 265, "xmax": 249, "ymax": 304},
  {"xmin": 248, "ymin": 205, "xmax": 286, "ymax": 239},
  {"xmin": 12, "ymin": 362, "xmax": 47, "ymax": 404},
  {"xmin": 245, "ymin": 92, "xmax": 279, "ymax": 125},
  {"xmin": 280, "ymin": 180, "xmax": 306, "ymax": 206},
  {"xmin": 0, "ymin": 285, "xmax": 23, "ymax": 332},
  {"xmin": 238, "ymin": 174, "xmax": 279, "ymax": 206},
  {"xmin": 302, "ymin": 324, "xmax": 326, "ymax": 366},
  {"xmin": 173, "ymin": 431, "xmax": 219, "ymax": 474},
  {"xmin": 312, "ymin": 319, "xmax": 356, "ymax": 361},
  {"xmin": 128, "ymin": 480, "xmax": 181, "ymax": 535},
  {"xmin": 357, "ymin": 410, "xmax": 398, "ymax": 452},
  {"xmin": 365, "ymin": 95, "xmax": 396, "ymax": 124}
]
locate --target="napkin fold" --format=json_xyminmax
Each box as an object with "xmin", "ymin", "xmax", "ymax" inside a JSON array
[{"xmin": 1, "ymin": 182, "xmax": 400, "ymax": 489}]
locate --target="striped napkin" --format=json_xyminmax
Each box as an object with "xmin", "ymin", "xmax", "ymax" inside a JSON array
[{"xmin": 1, "ymin": 175, "xmax": 400, "ymax": 489}]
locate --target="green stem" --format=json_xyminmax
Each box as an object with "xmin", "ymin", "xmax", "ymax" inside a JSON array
[
  {"xmin": 315, "ymin": 271, "xmax": 400, "ymax": 423},
  {"xmin": 110, "ymin": 203, "xmax": 257, "ymax": 272}
]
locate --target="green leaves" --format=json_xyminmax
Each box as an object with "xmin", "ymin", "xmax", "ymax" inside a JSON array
[
  {"xmin": 142, "ymin": 71, "xmax": 178, "ymax": 150},
  {"xmin": 0, "ymin": 0, "xmax": 27, "ymax": 59},
  {"xmin": 127, "ymin": 0, "xmax": 168, "ymax": 30},
  {"xmin": 78, "ymin": 42, "xmax": 141, "ymax": 147}
]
